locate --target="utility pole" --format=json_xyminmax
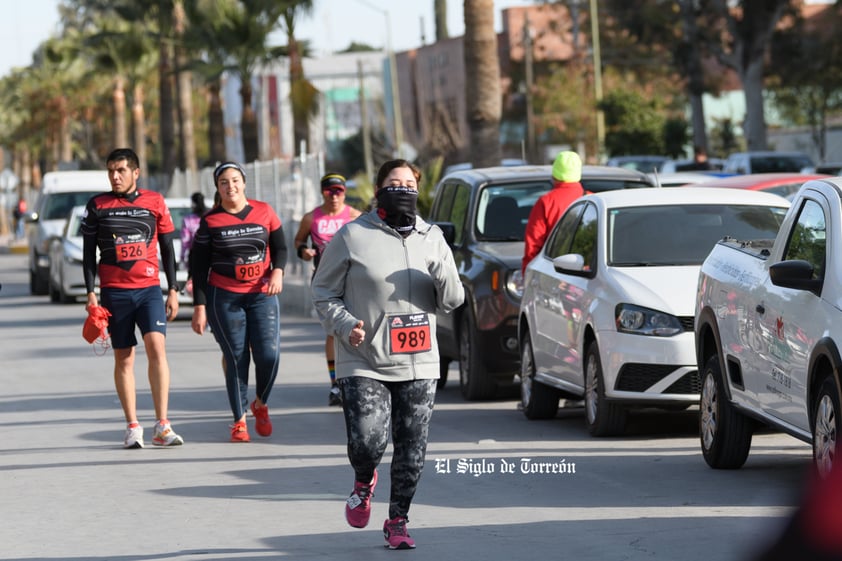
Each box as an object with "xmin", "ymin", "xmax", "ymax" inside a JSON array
[
  {"xmin": 589, "ymin": 0, "xmax": 605, "ymax": 161},
  {"xmin": 358, "ymin": 60, "xmax": 374, "ymax": 181},
  {"xmin": 523, "ymin": 14, "xmax": 536, "ymax": 164}
]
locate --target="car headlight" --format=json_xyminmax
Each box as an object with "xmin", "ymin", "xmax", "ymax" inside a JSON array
[
  {"xmin": 615, "ymin": 303, "xmax": 682, "ymax": 336},
  {"xmin": 505, "ymin": 268, "xmax": 523, "ymax": 300}
]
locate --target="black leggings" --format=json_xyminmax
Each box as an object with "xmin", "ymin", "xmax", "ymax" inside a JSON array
[{"xmin": 338, "ymin": 376, "xmax": 436, "ymax": 520}]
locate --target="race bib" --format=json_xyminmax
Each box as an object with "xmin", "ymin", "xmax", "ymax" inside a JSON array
[
  {"xmin": 388, "ymin": 313, "xmax": 432, "ymax": 354},
  {"xmin": 235, "ymin": 262, "xmax": 265, "ymax": 281},
  {"xmin": 115, "ymin": 239, "xmax": 147, "ymax": 262}
]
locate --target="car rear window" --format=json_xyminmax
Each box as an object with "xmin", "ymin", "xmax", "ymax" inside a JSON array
[
  {"xmin": 609, "ymin": 204, "xmax": 788, "ymax": 266},
  {"xmin": 476, "ymin": 181, "xmax": 552, "ymax": 241},
  {"xmin": 750, "ymin": 155, "xmax": 813, "ymax": 173},
  {"xmin": 582, "ymin": 178, "xmax": 651, "ymax": 193}
]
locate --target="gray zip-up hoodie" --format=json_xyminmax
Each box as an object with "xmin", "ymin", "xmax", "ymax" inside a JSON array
[{"xmin": 311, "ymin": 210, "xmax": 464, "ymax": 382}]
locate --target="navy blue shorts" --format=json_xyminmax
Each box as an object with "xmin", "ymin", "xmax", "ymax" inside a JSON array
[{"xmin": 100, "ymin": 286, "xmax": 167, "ymax": 349}]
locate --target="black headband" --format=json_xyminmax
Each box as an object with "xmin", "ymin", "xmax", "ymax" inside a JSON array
[{"xmin": 213, "ymin": 162, "xmax": 246, "ymax": 183}]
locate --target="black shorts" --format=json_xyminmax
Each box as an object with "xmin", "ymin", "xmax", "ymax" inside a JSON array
[{"xmin": 100, "ymin": 286, "xmax": 167, "ymax": 349}]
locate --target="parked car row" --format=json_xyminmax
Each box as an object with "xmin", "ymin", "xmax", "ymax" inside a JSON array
[
  {"xmin": 609, "ymin": 150, "xmax": 826, "ymax": 178},
  {"xmin": 430, "ymin": 157, "xmax": 842, "ymax": 475}
]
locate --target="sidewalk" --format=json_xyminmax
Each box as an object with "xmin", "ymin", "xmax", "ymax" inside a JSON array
[{"xmin": 0, "ymin": 232, "xmax": 27, "ymax": 254}]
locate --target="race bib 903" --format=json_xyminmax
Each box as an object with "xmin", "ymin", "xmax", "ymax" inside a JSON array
[{"xmin": 388, "ymin": 313, "xmax": 432, "ymax": 355}]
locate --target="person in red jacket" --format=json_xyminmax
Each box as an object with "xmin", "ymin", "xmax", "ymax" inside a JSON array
[{"xmin": 522, "ymin": 151, "xmax": 584, "ymax": 273}]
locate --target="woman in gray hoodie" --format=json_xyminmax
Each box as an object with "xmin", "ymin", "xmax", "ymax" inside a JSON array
[{"xmin": 311, "ymin": 159, "xmax": 463, "ymax": 549}]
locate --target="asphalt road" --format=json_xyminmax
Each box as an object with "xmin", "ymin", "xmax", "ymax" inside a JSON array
[{"xmin": 0, "ymin": 252, "xmax": 812, "ymax": 561}]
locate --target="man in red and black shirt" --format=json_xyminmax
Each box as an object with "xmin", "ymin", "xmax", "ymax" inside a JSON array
[{"xmin": 82, "ymin": 148, "xmax": 184, "ymax": 449}]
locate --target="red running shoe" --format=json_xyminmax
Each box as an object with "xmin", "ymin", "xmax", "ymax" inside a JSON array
[
  {"xmin": 250, "ymin": 400, "xmax": 272, "ymax": 437},
  {"xmin": 230, "ymin": 420, "xmax": 250, "ymax": 442}
]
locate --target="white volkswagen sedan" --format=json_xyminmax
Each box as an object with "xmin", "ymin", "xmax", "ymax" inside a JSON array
[{"xmin": 517, "ymin": 188, "xmax": 789, "ymax": 436}]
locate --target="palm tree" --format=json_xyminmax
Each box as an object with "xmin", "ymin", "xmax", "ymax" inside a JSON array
[
  {"xmin": 279, "ymin": 1, "xmax": 318, "ymax": 156},
  {"xmin": 463, "ymin": 0, "xmax": 502, "ymax": 167},
  {"xmin": 193, "ymin": 0, "xmax": 288, "ymax": 163},
  {"xmin": 83, "ymin": 18, "xmax": 157, "ymax": 177},
  {"xmin": 181, "ymin": 0, "xmax": 242, "ymax": 164}
]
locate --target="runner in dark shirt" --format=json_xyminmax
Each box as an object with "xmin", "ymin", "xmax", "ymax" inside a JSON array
[
  {"xmin": 81, "ymin": 147, "xmax": 184, "ymax": 449},
  {"xmin": 190, "ymin": 161, "xmax": 288, "ymax": 443}
]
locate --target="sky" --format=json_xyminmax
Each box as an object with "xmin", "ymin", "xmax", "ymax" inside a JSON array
[{"xmin": 0, "ymin": 0, "xmax": 532, "ymax": 79}]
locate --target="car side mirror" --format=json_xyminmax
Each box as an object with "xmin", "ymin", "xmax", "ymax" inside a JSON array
[
  {"xmin": 552, "ymin": 253, "xmax": 593, "ymax": 277},
  {"xmin": 769, "ymin": 259, "xmax": 823, "ymax": 296},
  {"xmin": 435, "ymin": 222, "xmax": 456, "ymax": 245}
]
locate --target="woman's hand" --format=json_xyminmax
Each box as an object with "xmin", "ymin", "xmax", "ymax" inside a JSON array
[
  {"xmin": 349, "ymin": 320, "xmax": 366, "ymax": 347},
  {"xmin": 266, "ymin": 268, "xmax": 284, "ymax": 296}
]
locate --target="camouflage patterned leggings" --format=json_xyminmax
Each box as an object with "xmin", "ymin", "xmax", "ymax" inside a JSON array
[{"xmin": 338, "ymin": 376, "xmax": 436, "ymax": 520}]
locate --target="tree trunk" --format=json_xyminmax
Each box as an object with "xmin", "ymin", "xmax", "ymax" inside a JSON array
[
  {"xmin": 741, "ymin": 58, "xmax": 767, "ymax": 151},
  {"xmin": 208, "ymin": 79, "xmax": 227, "ymax": 164},
  {"xmin": 241, "ymin": 77, "xmax": 259, "ymax": 163},
  {"xmin": 132, "ymin": 84, "xmax": 148, "ymax": 181},
  {"xmin": 113, "ymin": 76, "xmax": 128, "ymax": 149},
  {"xmin": 288, "ymin": 36, "xmax": 309, "ymax": 156},
  {"xmin": 159, "ymin": 40, "xmax": 176, "ymax": 176},
  {"xmin": 174, "ymin": 1, "xmax": 197, "ymax": 173},
  {"xmin": 435, "ymin": 0, "xmax": 449, "ymax": 41},
  {"xmin": 679, "ymin": 0, "xmax": 708, "ymax": 152},
  {"xmin": 464, "ymin": 0, "xmax": 501, "ymax": 168},
  {"xmin": 59, "ymin": 95, "xmax": 72, "ymax": 164}
]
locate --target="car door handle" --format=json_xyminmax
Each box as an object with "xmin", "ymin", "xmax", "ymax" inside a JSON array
[{"xmin": 756, "ymin": 304, "xmax": 765, "ymax": 315}]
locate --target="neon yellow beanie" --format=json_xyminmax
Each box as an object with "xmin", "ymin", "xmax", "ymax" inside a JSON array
[{"xmin": 551, "ymin": 151, "xmax": 582, "ymax": 182}]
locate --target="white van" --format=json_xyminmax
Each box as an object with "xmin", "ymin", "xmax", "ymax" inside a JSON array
[{"xmin": 27, "ymin": 170, "xmax": 108, "ymax": 295}]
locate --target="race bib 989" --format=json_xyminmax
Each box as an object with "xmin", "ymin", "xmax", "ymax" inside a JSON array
[{"xmin": 388, "ymin": 313, "xmax": 432, "ymax": 355}]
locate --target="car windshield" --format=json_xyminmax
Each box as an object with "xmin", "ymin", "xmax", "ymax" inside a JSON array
[
  {"xmin": 476, "ymin": 181, "xmax": 552, "ymax": 241},
  {"xmin": 609, "ymin": 204, "xmax": 788, "ymax": 266},
  {"xmin": 68, "ymin": 212, "xmax": 84, "ymax": 237},
  {"xmin": 43, "ymin": 191, "xmax": 101, "ymax": 220}
]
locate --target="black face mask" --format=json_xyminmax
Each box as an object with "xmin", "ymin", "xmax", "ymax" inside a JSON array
[{"xmin": 376, "ymin": 186, "xmax": 418, "ymax": 237}]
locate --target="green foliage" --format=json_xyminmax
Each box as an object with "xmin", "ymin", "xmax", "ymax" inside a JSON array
[
  {"xmin": 340, "ymin": 42, "xmax": 378, "ymax": 53},
  {"xmin": 417, "ymin": 155, "xmax": 443, "ymax": 218},
  {"xmin": 599, "ymin": 89, "xmax": 665, "ymax": 156}
]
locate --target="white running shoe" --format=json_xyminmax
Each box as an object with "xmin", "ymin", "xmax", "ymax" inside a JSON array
[
  {"xmin": 152, "ymin": 421, "xmax": 184, "ymax": 446},
  {"xmin": 123, "ymin": 424, "xmax": 144, "ymax": 449}
]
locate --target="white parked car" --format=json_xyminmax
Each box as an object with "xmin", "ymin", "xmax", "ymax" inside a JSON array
[
  {"xmin": 162, "ymin": 197, "xmax": 200, "ymax": 306},
  {"xmin": 47, "ymin": 205, "xmax": 94, "ymax": 303},
  {"xmin": 518, "ymin": 188, "xmax": 790, "ymax": 436}
]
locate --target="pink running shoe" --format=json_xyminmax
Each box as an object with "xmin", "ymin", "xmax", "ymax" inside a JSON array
[
  {"xmin": 383, "ymin": 516, "xmax": 416, "ymax": 549},
  {"xmin": 345, "ymin": 470, "xmax": 378, "ymax": 528}
]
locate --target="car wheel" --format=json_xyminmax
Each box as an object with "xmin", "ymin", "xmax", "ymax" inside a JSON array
[
  {"xmin": 48, "ymin": 278, "xmax": 61, "ymax": 303},
  {"xmin": 437, "ymin": 358, "xmax": 450, "ymax": 390},
  {"xmin": 458, "ymin": 308, "xmax": 495, "ymax": 400},
  {"xmin": 813, "ymin": 376, "xmax": 841, "ymax": 479},
  {"xmin": 584, "ymin": 341, "xmax": 626, "ymax": 437},
  {"xmin": 30, "ymin": 267, "xmax": 49, "ymax": 295},
  {"xmin": 699, "ymin": 355, "xmax": 753, "ymax": 469},
  {"xmin": 520, "ymin": 335, "xmax": 560, "ymax": 420}
]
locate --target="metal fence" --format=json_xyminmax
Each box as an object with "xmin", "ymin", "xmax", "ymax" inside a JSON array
[{"xmin": 168, "ymin": 154, "xmax": 325, "ymax": 315}]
